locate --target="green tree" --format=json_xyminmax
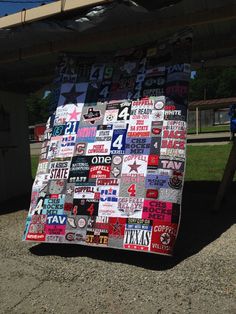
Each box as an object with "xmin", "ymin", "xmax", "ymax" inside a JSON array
[
  {"xmin": 189, "ymin": 67, "xmax": 236, "ymax": 101},
  {"xmin": 26, "ymin": 94, "xmax": 50, "ymax": 125},
  {"xmin": 215, "ymin": 68, "xmax": 236, "ymax": 98}
]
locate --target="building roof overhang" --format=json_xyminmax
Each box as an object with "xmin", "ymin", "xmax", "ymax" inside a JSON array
[
  {"xmin": 189, "ymin": 97, "xmax": 236, "ymax": 111},
  {"xmin": 1, "ymin": 0, "xmax": 236, "ymax": 93}
]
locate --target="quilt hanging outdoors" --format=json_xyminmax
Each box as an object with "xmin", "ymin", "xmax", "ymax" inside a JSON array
[{"xmin": 23, "ymin": 31, "xmax": 192, "ymax": 255}]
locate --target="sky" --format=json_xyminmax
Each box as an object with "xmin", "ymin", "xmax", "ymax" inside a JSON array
[{"xmin": 0, "ymin": 0, "xmax": 55, "ymax": 16}]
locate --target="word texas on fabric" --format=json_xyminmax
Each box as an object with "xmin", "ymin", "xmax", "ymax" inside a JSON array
[{"xmin": 23, "ymin": 32, "xmax": 192, "ymax": 255}]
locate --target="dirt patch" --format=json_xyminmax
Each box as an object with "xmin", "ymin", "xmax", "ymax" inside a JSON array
[{"xmin": 0, "ymin": 182, "xmax": 235, "ymax": 314}]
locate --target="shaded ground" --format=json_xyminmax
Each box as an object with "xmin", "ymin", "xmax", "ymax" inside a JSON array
[{"xmin": 0, "ymin": 181, "xmax": 235, "ymax": 314}]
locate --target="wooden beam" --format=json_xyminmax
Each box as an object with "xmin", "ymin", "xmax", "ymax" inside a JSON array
[
  {"xmin": 1, "ymin": 3, "xmax": 236, "ymax": 64},
  {"xmin": 194, "ymin": 37, "xmax": 236, "ymax": 53},
  {"xmin": 0, "ymin": 0, "xmax": 112, "ymax": 29},
  {"xmin": 214, "ymin": 139, "xmax": 236, "ymax": 211}
]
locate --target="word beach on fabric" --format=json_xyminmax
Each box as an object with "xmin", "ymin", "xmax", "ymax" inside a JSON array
[{"xmin": 23, "ymin": 31, "xmax": 192, "ymax": 255}]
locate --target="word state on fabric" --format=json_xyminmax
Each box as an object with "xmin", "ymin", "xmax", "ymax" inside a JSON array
[{"xmin": 23, "ymin": 31, "xmax": 192, "ymax": 255}]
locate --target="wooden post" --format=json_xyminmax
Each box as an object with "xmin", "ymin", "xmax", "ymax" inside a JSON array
[
  {"xmin": 214, "ymin": 139, "xmax": 236, "ymax": 211},
  {"xmin": 199, "ymin": 109, "xmax": 202, "ymax": 133},
  {"xmin": 196, "ymin": 107, "xmax": 199, "ymax": 134}
]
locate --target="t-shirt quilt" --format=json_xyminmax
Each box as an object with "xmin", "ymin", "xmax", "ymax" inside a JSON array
[{"xmin": 23, "ymin": 31, "xmax": 192, "ymax": 255}]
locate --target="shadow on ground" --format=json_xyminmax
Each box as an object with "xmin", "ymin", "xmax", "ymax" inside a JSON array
[
  {"xmin": 187, "ymin": 136, "xmax": 230, "ymax": 144},
  {"xmin": 27, "ymin": 181, "xmax": 236, "ymax": 270}
]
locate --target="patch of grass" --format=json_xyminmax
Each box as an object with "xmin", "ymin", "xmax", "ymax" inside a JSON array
[
  {"xmin": 30, "ymin": 144, "xmax": 233, "ymax": 181},
  {"xmin": 185, "ymin": 144, "xmax": 232, "ymax": 181},
  {"xmin": 188, "ymin": 124, "xmax": 230, "ymax": 134},
  {"xmin": 31, "ymin": 155, "xmax": 39, "ymax": 179}
]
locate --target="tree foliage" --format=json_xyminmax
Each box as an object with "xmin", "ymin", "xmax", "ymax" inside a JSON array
[
  {"xmin": 189, "ymin": 67, "xmax": 236, "ymax": 101},
  {"xmin": 26, "ymin": 94, "xmax": 50, "ymax": 125}
]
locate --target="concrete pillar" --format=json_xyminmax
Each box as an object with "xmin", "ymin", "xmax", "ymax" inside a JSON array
[{"xmin": 0, "ymin": 90, "xmax": 32, "ymax": 203}]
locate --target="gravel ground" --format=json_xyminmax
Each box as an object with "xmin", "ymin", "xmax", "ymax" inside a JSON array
[{"xmin": 0, "ymin": 182, "xmax": 235, "ymax": 314}]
